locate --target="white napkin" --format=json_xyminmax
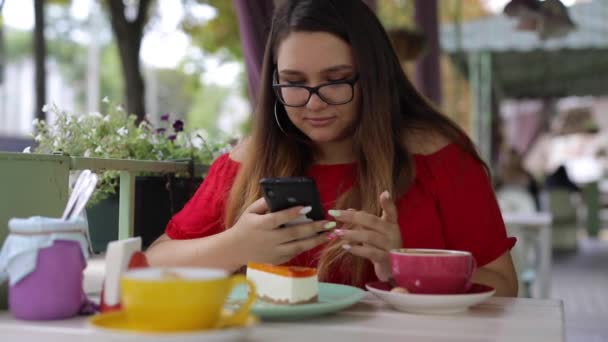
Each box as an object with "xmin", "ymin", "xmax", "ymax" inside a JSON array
[{"xmin": 0, "ymin": 216, "xmax": 90, "ymax": 285}]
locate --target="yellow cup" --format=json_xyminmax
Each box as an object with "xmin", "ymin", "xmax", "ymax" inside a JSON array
[{"xmin": 120, "ymin": 267, "xmax": 256, "ymax": 332}]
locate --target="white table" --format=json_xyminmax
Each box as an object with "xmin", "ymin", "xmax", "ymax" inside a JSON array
[
  {"xmin": 0, "ymin": 294, "xmax": 565, "ymax": 341},
  {"xmin": 502, "ymin": 212, "xmax": 553, "ymax": 299}
]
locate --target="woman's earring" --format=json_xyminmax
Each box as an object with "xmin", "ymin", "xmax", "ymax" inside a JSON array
[{"xmin": 274, "ymin": 101, "xmax": 288, "ymax": 135}]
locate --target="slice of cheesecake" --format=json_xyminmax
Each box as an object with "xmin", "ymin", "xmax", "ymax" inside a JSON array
[{"xmin": 246, "ymin": 262, "xmax": 319, "ymax": 305}]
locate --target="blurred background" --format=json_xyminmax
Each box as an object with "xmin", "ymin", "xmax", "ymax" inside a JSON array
[{"xmin": 0, "ymin": 0, "xmax": 606, "ymax": 340}]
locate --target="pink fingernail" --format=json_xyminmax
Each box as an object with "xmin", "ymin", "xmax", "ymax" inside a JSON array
[
  {"xmin": 300, "ymin": 206, "xmax": 312, "ymax": 214},
  {"xmin": 342, "ymin": 244, "xmax": 352, "ymax": 250},
  {"xmin": 326, "ymin": 232, "xmax": 338, "ymax": 241},
  {"xmin": 334, "ymin": 229, "xmax": 346, "ymax": 236}
]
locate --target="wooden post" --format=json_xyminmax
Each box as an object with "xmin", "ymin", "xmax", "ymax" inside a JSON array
[
  {"xmin": 33, "ymin": 0, "xmax": 46, "ymax": 121},
  {"xmin": 414, "ymin": 0, "xmax": 442, "ymax": 106},
  {"xmin": 468, "ymin": 51, "xmax": 493, "ymax": 164}
]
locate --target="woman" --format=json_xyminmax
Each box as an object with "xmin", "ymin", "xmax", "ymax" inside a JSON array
[{"xmin": 146, "ymin": 0, "xmax": 518, "ymax": 296}]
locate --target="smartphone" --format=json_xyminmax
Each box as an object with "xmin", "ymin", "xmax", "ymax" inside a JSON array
[{"xmin": 259, "ymin": 177, "xmax": 325, "ymax": 225}]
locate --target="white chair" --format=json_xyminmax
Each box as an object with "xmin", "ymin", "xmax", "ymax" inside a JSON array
[
  {"xmin": 497, "ymin": 186, "xmax": 542, "ymax": 298},
  {"xmin": 497, "ymin": 186, "xmax": 537, "ymax": 214},
  {"xmin": 542, "ymin": 189, "xmax": 580, "ymax": 252}
]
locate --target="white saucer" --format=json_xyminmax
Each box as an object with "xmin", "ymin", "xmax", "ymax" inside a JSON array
[{"xmin": 365, "ymin": 281, "xmax": 495, "ymax": 315}]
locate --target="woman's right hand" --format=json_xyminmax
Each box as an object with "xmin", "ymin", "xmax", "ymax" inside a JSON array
[{"xmin": 225, "ymin": 197, "xmax": 335, "ymax": 266}]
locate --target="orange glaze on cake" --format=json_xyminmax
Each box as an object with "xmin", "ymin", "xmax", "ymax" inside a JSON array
[{"xmin": 247, "ymin": 262, "xmax": 316, "ymax": 278}]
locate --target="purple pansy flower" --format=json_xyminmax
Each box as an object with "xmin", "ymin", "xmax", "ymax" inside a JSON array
[
  {"xmin": 168, "ymin": 134, "xmax": 177, "ymax": 141},
  {"xmin": 160, "ymin": 113, "xmax": 170, "ymax": 121},
  {"xmin": 156, "ymin": 128, "xmax": 166, "ymax": 134},
  {"xmin": 172, "ymin": 120, "xmax": 184, "ymax": 132}
]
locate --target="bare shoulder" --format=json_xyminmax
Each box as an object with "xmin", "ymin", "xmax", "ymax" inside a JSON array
[
  {"xmin": 228, "ymin": 137, "xmax": 252, "ymax": 163},
  {"xmin": 403, "ymin": 129, "xmax": 452, "ymax": 156}
]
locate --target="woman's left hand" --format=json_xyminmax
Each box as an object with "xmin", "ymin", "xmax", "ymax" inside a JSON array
[{"xmin": 328, "ymin": 191, "xmax": 402, "ymax": 281}]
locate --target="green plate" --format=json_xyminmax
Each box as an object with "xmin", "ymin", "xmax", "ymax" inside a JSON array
[{"xmin": 228, "ymin": 282, "xmax": 366, "ymax": 320}]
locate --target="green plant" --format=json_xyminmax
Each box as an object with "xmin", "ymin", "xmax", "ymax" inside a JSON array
[{"xmin": 31, "ymin": 99, "xmax": 232, "ymax": 204}]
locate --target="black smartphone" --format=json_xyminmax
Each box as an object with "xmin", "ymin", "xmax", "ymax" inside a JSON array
[{"xmin": 259, "ymin": 177, "xmax": 325, "ymax": 223}]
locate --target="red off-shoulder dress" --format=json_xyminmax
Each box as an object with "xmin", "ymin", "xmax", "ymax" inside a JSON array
[{"xmin": 165, "ymin": 143, "xmax": 516, "ymax": 285}]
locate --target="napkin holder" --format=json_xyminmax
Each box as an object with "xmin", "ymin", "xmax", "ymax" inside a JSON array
[{"xmin": 99, "ymin": 237, "xmax": 148, "ymax": 312}]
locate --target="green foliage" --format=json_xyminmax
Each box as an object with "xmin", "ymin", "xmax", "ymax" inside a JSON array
[
  {"xmin": 4, "ymin": 2, "xmax": 114, "ymax": 109},
  {"xmin": 4, "ymin": 29, "xmax": 30, "ymax": 61},
  {"xmin": 4, "ymin": 0, "xmax": 245, "ymax": 147},
  {"xmin": 181, "ymin": 0, "xmax": 242, "ymax": 59},
  {"xmin": 186, "ymin": 84, "xmax": 230, "ymax": 139},
  {"xmin": 377, "ymin": 0, "xmax": 490, "ymax": 29},
  {"xmin": 32, "ymin": 100, "xmax": 231, "ymax": 204},
  {"xmin": 99, "ymin": 43, "xmax": 125, "ymax": 108},
  {"xmin": 48, "ymin": 40, "xmax": 87, "ymax": 78},
  {"xmin": 377, "ymin": 0, "xmax": 415, "ymax": 29},
  {"xmin": 47, "ymin": 0, "xmax": 70, "ymax": 5},
  {"xmin": 153, "ymin": 67, "xmax": 200, "ymax": 118}
]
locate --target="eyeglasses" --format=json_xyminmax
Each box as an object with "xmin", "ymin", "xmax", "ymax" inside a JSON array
[{"xmin": 273, "ymin": 73, "xmax": 359, "ymax": 107}]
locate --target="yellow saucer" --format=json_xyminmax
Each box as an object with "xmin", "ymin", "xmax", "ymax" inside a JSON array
[{"xmin": 88, "ymin": 311, "xmax": 257, "ymax": 341}]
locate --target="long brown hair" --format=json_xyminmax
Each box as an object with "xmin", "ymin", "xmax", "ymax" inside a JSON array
[{"xmin": 225, "ymin": 0, "xmax": 482, "ymax": 287}]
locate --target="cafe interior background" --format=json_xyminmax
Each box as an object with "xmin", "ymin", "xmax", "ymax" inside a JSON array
[{"xmin": 0, "ymin": 0, "xmax": 606, "ymax": 341}]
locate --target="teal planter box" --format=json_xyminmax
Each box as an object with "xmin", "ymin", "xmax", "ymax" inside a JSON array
[
  {"xmin": 86, "ymin": 176, "xmax": 202, "ymax": 254},
  {"xmin": 0, "ymin": 283, "xmax": 7, "ymax": 311},
  {"xmin": 132, "ymin": 176, "xmax": 201, "ymax": 248},
  {"xmin": 86, "ymin": 194, "xmax": 120, "ymax": 254}
]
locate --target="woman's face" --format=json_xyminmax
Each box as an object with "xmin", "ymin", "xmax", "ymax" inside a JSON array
[{"xmin": 275, "ymin": 31, "xmax": 359, "ymax": 144}]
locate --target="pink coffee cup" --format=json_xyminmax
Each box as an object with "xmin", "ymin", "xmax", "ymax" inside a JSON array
[{"xmin": 389, "ymin": 248, "xmax": 477, "ymax": 294}]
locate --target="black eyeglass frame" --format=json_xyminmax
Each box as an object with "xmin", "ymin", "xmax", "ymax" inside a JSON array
[{"xmin": 272, "ymin": 72, "xmax": 359, "ymax": 108}]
